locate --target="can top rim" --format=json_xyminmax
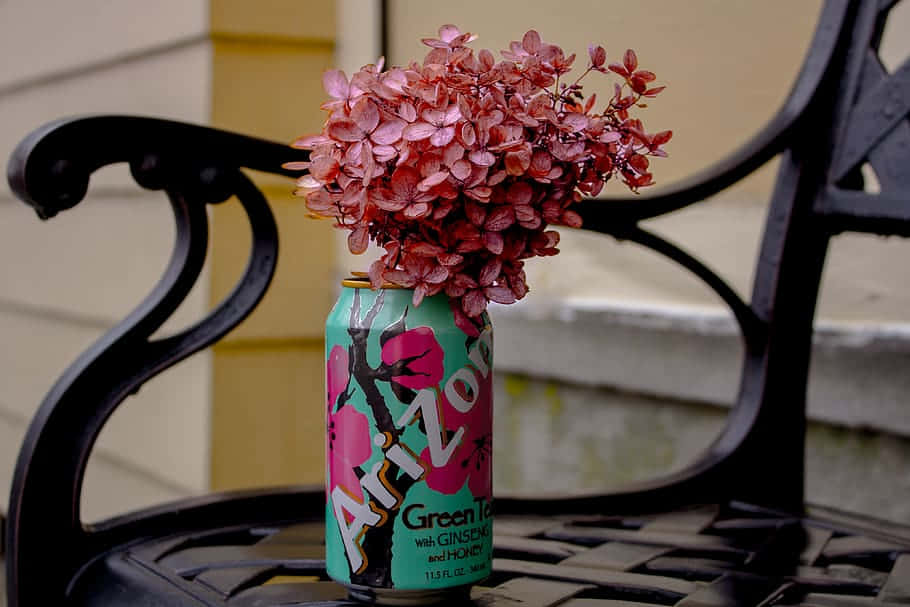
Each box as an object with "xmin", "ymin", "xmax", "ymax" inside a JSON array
[{"xmin": 341, "ymin": 276, "xmax": 407, "ymax": 289}]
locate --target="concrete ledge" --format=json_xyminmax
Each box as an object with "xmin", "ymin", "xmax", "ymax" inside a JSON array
[{"xmin": 491, "ymin": 298, "xmax": 910, "ymax": 437}]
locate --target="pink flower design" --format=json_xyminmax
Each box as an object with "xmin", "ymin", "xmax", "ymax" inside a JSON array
[
  {"xmin": 327, "ymin": 345, "xmax": 349, "ymax": 411},
  {"xmin": 327, "ymin": 405, "xmax": 372, "ymax": 504},
  {"xmin": 325, "ymin": 345, "xmax": 371, "ymax": 504},
  {"xmin": 419, "ymin": 374, "xmax": 492, "ymax": 499},
  {"xmin": 380, "ymin": 327, "xmax": 444, "ymax": 390}
]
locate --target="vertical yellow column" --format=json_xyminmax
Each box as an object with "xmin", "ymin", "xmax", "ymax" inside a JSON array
[{"xmin": 208, "ymin": 0, "xmax": 337, "ymax": 489}]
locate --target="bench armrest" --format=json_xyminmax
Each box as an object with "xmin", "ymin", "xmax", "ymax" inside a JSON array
[{"xmin": 7, "ymin": 114, "xmax": 305, "ymax": 219}]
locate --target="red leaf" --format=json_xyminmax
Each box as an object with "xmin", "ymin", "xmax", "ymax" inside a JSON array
[
  {"xmin": 562, "ymin": 112, "xmax": 589, "ymax": 132},
  {"xmin": 418, "ymin": 170, "xmax": 449, "ymax": 191},
  {"xmin": 487, "ymin": 170, "xmax": 507, "ymax": 186},
  {"xmin": 369, "ymin": 259, "xmax": 385, "ymax": 289},
  {"xmin": 439, "ymin": 253, "xmax": 464, "ymax": 266},
  {"xmin": 310, "ymin": 156, "xmax": 339, "ymax": 182},
  {"xmin": 484, "ymin": 285, "xmax": 516, "ymax": 304},
  {"xmin": 408, "ymin": 241, "xmax": 445, "ymax": 256},
  {"xmin": 327, "ymin": 119, "xmax": 364, "ymax": 143},
  {"xmin": 453, "ymin": 221, "xmax": 481, "ymax": 240},
  {"xmin": 623, "ymin": 49, "xmax": 638, "ymax": 72},
  {"xmin": 457, "ymin": 122, "xmax": 476, "ymax": 147},
  {"xmin": 464, "ymin": 186, "xmax": 492, "ymax": 202},
  {"xmin": 348, "ymin": 226, "xmax": 369, "ymax": 254},
  {"xmin": 469, "ymin": 149, "xmax": 496, "ymax": 167},
  {"xmin": 422, "ymin": 37, "xmax": 450, "ymax": 49},
  {"xmin": 652, "ymin": 130, "xmax": 673, "ymax": 145},
  {"xmin": 479, "ymin": 49, "xmax": 495, "ymax": 70},
  {"xmin": 442, "ymin": 141, "xmax": 465, "ymax": 167},
  {"xmin": 384, "ymin": 269, "xmax": 418, "ymax": 288},
  {"xmin": 479, "ymin": 259, "xmax": 502, "ymax": 286},
  {"xmin": 482, "ymin": 231, "xmax": 504, "ymax": 255},
  {"xmin": 514, "ymin": 204, "xmax": 537, "ymax": 222},
  {"xmin": 403, "ymin": 122, "xmax": 436, "ymax": 141},
  {"xmin": 398, "ymin": 102, "xmax": 418, "ymax": 122},
  {"xmin": 411, "ymin": 284, "xmax": 428, "ymax": 307},
  {"xmin": 465, "ymin": 201, "xmax": 487, "ymax": 226},
  {"xmin": 444, "ymin": 105, "xmax": 461, "ymax": 125},
  {"xmin": 424, "ymin": 265, "xmax": 449, "ymax": 284},
  {"xmin": 322, "ymin": 69, "xmax": 349, "ymax": 99},
  {"xmin": 451, "ymin": 159, "xmax": 472, "ymax": 181},
  {"xmin": 634, "ymin": 173, "xmax": 654, "ymax": 187},
  {"xmin": 522, "ymin": 30, "xmax": 542, "ymax": 54},
  {"xmin": 304, "ymin": 189, "xmax": 337, "ymax": 213},
  {"xmin": 629, "ymin": 153, "xmax": 650, "ymax": 172},
  {"xmin": 484, "ymin": 206, "xmax": 515, "ymax": 232},
  {"xmin": 506, "ymin": 181, "xmax": 533, "ymax": 205},
  {"xmin": 422, "ymin": 108, "xmax": 446, "ymax": 124},
  {"xmin": 505, "ymin": 149, "xmax": 531, "ymax": 176},
  {"xmin": 291, "ymin": 134, "xmax": 329, "ymax": 149},
  {"xmin": 430, "ymin": 125, "xmax": 455, "ymax": 147},
  {"xmin": 462, "ymin": 290, "xmax": 487, "ymax": 318},
  {"xmin": 390, "ymin": 166, "xmax": 421, "ymax": 199},
  {"xmin": 630, "ymin": 76, "xmax": 648, "ymax": 94},
  {"xmin": 403, "ymin": 202, "xmax": 431, "ymax": 219},
  {"xmin": 588, "ymin": 44, "xmax": 606, "ymax": 68},
  {"xmin": 438, "ymin": 24, "xmax": 462, "ymax": 43},
  {"xmin": 373, "ymin": 192, "xmax": 407, "ymax": 212},
  {"xmin": 371, "ymin": 119, "xmax": 406, "ymax": 145},
  {"xmin": 608, "ymin": 62, "xmax": 629, "ymax": 78},
  {"xmin": 351, "ymin": 98, "xmax": 380, "ymax": 134},
  {"xmin": 643, "ymin": 86, "xmax": 666, "ymax": 97}
]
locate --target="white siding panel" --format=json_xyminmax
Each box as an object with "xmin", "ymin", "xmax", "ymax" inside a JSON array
[
  {"xmin": 0, "ymin": 312, "xmax": 101, "ymax": 422},
  {"xmin": 0, "ymin": 308, "xmax": 210, "ymax": 493},
  {"xmin": 0, "ymin": 41, "xmax": 212, "ymax": 198},
  {"xmin": 0, "ymin": 0, "xmax": 208, "ymax": 88},
  {"xmin": 0, "ymin": 195, "xmax": 211, "ymax": 329},
  {"xmin": 0, "ymin": 414, "xmax": 192, "ymax": 523},
  {"xmin": 0, "ymin": 413, "xmax": 26, "ymax": 514}
]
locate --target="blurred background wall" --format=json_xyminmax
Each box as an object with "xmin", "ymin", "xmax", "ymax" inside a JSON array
[
  {"xmin": 0, "ymin": 0, "xmax": 908, "ymax": 528},
  {"xmin": 0, "ymin": 0, "xmax": 339, "ymax": 522}
]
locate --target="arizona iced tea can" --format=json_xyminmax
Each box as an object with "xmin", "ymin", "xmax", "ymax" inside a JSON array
[{"xmin": 325, "ymin": 278, "xmax": 493, "ymax": 604}]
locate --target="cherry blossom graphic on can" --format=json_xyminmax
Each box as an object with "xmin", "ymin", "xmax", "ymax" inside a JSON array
[{"xmin": 325, "ymin": 282, "xmax": 493, "ymax": 600}]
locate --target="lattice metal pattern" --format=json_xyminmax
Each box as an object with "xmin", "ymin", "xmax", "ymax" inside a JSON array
[
  {"xmin": 93, "ymin": 502, "xmax": 910, "ymax": 607},
  {"xmin": 817, "ymin": 0, "xmax": 910, "ymax": 234}
]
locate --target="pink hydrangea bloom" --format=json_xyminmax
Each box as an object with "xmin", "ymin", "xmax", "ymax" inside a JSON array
[
  {"xmin": 325, "ymin": 344, "xmax": 371, "ymax": 505},
  {"xmin": 292, "ymin": 24, "xmax": 671, "ymax": 317}
]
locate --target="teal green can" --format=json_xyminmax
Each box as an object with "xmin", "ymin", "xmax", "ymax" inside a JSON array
[{"xmin": 325, "ymin": 279, "xmax": 493, "ymax": 604}]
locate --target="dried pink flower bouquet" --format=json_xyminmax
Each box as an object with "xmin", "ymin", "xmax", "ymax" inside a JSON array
[{"xmin": 290, "ymin": 25, "xmax": 671, "ymax": 319}]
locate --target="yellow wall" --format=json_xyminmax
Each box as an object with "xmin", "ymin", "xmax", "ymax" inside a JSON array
[
  {"xmin": 208, "ymin": 0, "xmax": 337, "ymax": 489},
  {"xmin": 385, "ymin": 1, "xmax": 910, "ymax": 323},
  {"xmin": 387, "ymin": 0, "xmax": 823, "ymax": 195}
]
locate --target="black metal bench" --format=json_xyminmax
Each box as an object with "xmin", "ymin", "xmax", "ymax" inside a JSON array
[{"xmin": 5, "ymin": 0, "xmax": 910, "ymax": 605}]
